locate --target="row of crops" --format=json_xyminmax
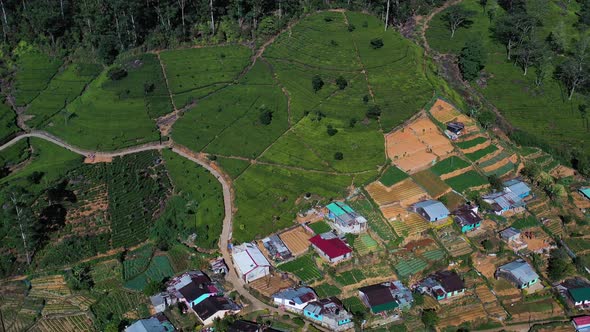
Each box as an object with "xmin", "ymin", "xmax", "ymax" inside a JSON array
[{"xmin": 278, "ymin": 254, "xmax": 323, "ymax": 283}]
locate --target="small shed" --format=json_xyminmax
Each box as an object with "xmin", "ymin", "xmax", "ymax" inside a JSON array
[
  {"xmin": 500, "ymin": 227, "xmax": 521, "ymax": 242},
  {"xmin": 413, "ymin": 200, "xmax": 450, "ymax": 222},
  {"xmin": 580, "ymin": 188, "xmax": 590, "ymax": 201},
  {"xmin": 446, "ymin": 122, "xmax": 465, "ymax": 135}
]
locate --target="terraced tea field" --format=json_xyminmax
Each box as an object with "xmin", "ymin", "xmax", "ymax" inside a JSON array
[{"xmin": 278, "ymin": 254, "xmax": 323, "ymax": 283}]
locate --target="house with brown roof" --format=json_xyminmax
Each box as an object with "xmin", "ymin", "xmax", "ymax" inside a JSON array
[
  {"xmin": 358, "ymin": 280, "xmax": 413, "ymax": 314},
  {"xmin": 415, "ymin": 270, "xmax": 465, "ymax": 301}
]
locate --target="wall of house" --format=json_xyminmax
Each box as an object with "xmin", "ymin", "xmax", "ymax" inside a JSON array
[
  {"xmin": 273, "ymin": 298, "xmax": 307, "ymax": 313},
  {"xmin": 245, "ymin": 266, "xmax": 270, "ymax": 283},
  {"xmin": 304, "ymin": 309, "xmax": 323, "ymax": 321}
]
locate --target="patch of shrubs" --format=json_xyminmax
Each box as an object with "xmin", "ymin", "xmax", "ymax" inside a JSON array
[
  {"xmin": 336, "ymin": 76, "xmax": 348, "ymax": 90},
  {"xmin": 259, "ymin": 106, "xmax": 273, "ymax": 125},
  {"xmin": 107, "ymin": 65, "xmax": 128, "ymax": 80},
  {"xmin": 312, "ymin": 75, "xmax": 324, "ymax": 92},
  {"xmin": 366, "ymin": 105, "xmax": 382, "ymax": 119},
  {"xmin": 370, "ymin": 38, "xmax": 384, "ymax": 49},
  {"xmin": 348, "ymin": 24, "xmax": 356, "ymax": 32},
  {"xmin": 326, "ymin": 125, "xmax": 338, "ymax": 136},
  {"xmin": 334, "ymin": 152, "xmax": 344, "ymax": 160}
]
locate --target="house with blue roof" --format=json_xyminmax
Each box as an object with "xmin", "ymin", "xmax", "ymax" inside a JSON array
[
  {"xmin": 413, "ymin": 200, "xmax": 450, "ymax": 222},
  {"xmin": 325, "ymin": 201, "xmax": 367, "ymax": 234},
  {"xmin": 272, "ymin": 287, "xmax": 318, "ymax": 313},
  {"xmin": 483, "ymin": 179, "xmax": 531, "ymax": 215},
  {"xmin": 125, "ymin": 314, "xmax": 175, "ymax": 332},
  {"xmin": 580, "ymin": 188, "xmax": 590, "ymax": 201},
  {"xmin": 303, "ymin": 297, "xmax": 353, "ymax": 331},
  {"xmin": 496, "ymin": 259, "xmax": 540, "ymax": 289}
]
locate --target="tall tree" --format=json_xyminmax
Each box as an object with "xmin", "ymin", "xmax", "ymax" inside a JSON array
[
  {"xmin": 458, "ymin": 38, "xmax": 486, "ymax": 81},
  {"xmin": 441, "ymin": 5, "xmax": 475, "ymax": 38},
  {"xmin": 556, "ymin": 38, "xmax": 590, "ymax": 100},
  {"xmin": 514, "ymin": 37, "xmax": 543, "ymax": 75},
  {"xmin": 492, "ymin": 12, "xmax": 537, "ymax": 60},
  {"xmin": 2, "ymin": 187, "xmax": 37, "ymax": 265}
]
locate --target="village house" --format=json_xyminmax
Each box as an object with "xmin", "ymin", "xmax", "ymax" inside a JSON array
[
  {"xmin": 413, "ymin": 200, "xmax": 450, "ymax": 222},
  {"xmin": 483, "ymin": 179, "xmax": 531, "ymax": 215},
  {"xmin": 303, "ymin": 297, "xmax": 354, "ymax": 331},
  {"xmin": 499, "ymin": 227, "xmax": 528, "ymax": 251},
  {"xmin": 261, "ymin": 235, "xmax": 292, "ymax": 261},
  {"xmin": 569, "ymin": 288, "xmax": 590, "ymax": 310},
  {"xmin": 325, "ymin": 201, "xmax": 367, "ymax": 234},
  {"xmin": 452, "ymin": 204, "xmax": 482, "ymax": 233},
  {"xmin": 232, "ymin": 242, "xmax": 271, "ymax": 283},
  {"xmin": 580, "ymin": 188, "xmax": 590, "ymax": 201},
  {"xmin": 358, "ymin": 280, "xmax": 413, "ymax": 315},
  {"xmin": 496, "ymin": 259, "xmax": 539, "ymax": 289},
  {"xmin": 193, "ymin": 295, "xmax": 241, "ymax": 326},
  {"xmin": 446, "ymin": 122, "xmax": 465, "ymax": 135},
  {"xmin": 272, "ymin": 287, "xmax": 318, "ymax": 313},
  {"xmin": 125, "ymin": 313, "xmax": 175, "ymax": 332},
  {"xmin": 573, "ymin": 316, "xmax": 590, "ymax": 332},
  {"xmin": 309, "ymin": 232, "xmax": 352, "ymax": 264},
  {"xmin": 415, "ymin": 270, "xmax": 466, "ymax": 301},
  {"xmin": 150, "ymin": 271, "xmax": 221, "ymax": 313}
]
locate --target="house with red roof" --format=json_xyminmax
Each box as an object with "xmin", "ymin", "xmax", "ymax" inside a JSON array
[
  {"xmin": 573, "ymin": 316, "xmax": 590, "ymax": 332},
  {"xmin": 309, "ymin": 232, "xmax": 352, "ymax": 264}
]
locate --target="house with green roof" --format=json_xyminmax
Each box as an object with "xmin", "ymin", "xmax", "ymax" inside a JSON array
[
  {"xmin": 569, "ymin": 288, "xmax": 590, "ymax": 309},
  {"xmin": 580, "ymin": 188, "xmax": 590, "ymax": 201},
  {"xmin": 325, "ymin": 201, "xmax": 367, "ymax": 234}
]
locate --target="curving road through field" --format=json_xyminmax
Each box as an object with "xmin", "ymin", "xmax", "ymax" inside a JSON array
[{"xmin": 0, "ymin": 130, "xmax": 274, "ymax": 312}]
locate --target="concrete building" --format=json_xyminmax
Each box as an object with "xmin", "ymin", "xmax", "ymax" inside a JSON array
[
  {"xmin": 483, "ymin": 179, "xmax": 531, "ymax": 215},
  {"xmin": 452, "ymin": 204, "xmax": 482, "ymax": 233},
  {"xmin": 569, "ymin": 288, "xmax": 590, "ymax": 309},
  {"xmin": 413, "ymin": 200, "xmax": 450, "ymax": 222},
  {"xmin": 496, "ymin": 259, "xmax": 540, "ymax": 289},
  {"xmin": 303, "ymin": 297, "xmax": 354, "ymax": 331},
  {"xmin": 232, "ymin": 242, "xmax": 271, "ymax": 283},
  {"xmin": 309, "ymin": 232, "xmax": 352, "ymax": 264},
  {"xmin": 150, "ymin": 271, "xmax": 220, "ymax": 313},
  {"xmin": 272, "ymin": 287, "xmax": 318, "ymax": 313},
  {"xmin": 325, "ymin": 201, "xmax": 367, "ymax": 234}
]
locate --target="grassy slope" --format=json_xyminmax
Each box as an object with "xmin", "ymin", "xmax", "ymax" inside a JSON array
[
  {"xmin": 162, "ymin": 149, "xmax": 224, "ymax": 248},
  {"xmin": 0, "ymin": 101, "xmax": 18, "ymax": 142},
  {"xmin": 43, "ymin": 54, "xmax": 163, "ymax": 150},
  {"xmin": 426, "ymin": 0, "xmax": 589, "ymax": 154},
  {"xmin": 13, "ymin": 52, "xmax": 62, "ymax": 106}
]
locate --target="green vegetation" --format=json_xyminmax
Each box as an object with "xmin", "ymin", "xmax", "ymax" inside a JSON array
[
  {"xmin": 160, "ymin": 46, "xmax": 252, "ymax": 108},
  {"xmin": 333, "ymin": 269, "xmax": 366, "ymax": 286},
  {"xmin": 278, "ymin": 254, "xmax": 322, "ymax": 282},
  {"xmin": 13, "ymin": 52, "xmax": 62, "ymax": 106},
  {"xmin": 314, "ymin": 283, "xmax": 342, "ymax": 297},
  {"xmin": 380, "ymin": 166, "xmax": 409, "ymax": 186},
  {"xmin": 162, "ymin": 150, "xmax": 224, "ymax": 249},
  {"xmin": 124, "ymin": 255, "xmax": 175, "ymax": 291},
  {"xmin": 395, "ymin": 257, "xmax": 428, "ymax": 277},
  {"xmin": 444, "ymin": 170, "xmax": 488, "ymax": 192},
  {"xmin": 43, "ymin": 54, "xmax": 166, "ymax": 150},
  {"xmin": 430, "ymin": 156, "xmax": 471, "ymax": 175},
  {"xmin": 465, "ymin": 144, "xmax": 498, "ymax": 161},
  {"xmin": 308, "ymin": 220, "xmax": 332, "ymax": 234},
  {"xmin": 510, "ymin": 215, "xmax": 538, "ymax": 230},
  {"xmin": 0, "ymin": 101, "xmax": 18, "ymax": 142},
  {"xmin": 456, "ymin": 137, "xmax": 487, "ymax": 149},
  {"xmin": 214, "ymin": 157, "xmax": 251, "ymax": 179},
  {"xmin": 25, "ymin": 63, "xmax": 102, "ymax": 128}
]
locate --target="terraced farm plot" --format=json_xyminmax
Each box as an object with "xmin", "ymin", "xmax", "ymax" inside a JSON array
[
  {"xmin": 366, "ymin": 178, "xmax": 429, "ymax": 206},
  {"xmin": 279, "ymin": 226, "xmax": 313, "ymax": 256},
  {"xmin": 429, "ymin": 156, "xmax": 471, "ymax": 177},
  {"xmin": 380, "ymin": 204, "xmax": 407, "ymax": 221},
  {"xmin": 456, "ymin": 137, "xmax": 487, "ymax": 150},
  {"xmin": 91, "ymin": 290, "xmax": 149, "ymax": 328},
  {"xmin": 411, "ymin": 169, "xmax": 451, "ymax": 198},
  {"xmin": 31, "ymin": 313, "xmax": 94, "ymax": 332},
  {"xmin": 160, "ymin": 45, "xmax": 252, "ymax": 107},
  {"xmin": 0, "ymin": 101, "xmax": 18, "ymax": 142},
  {"xmin": 333, "ymin": 269, "xmax": 367, "ymax": 286},
  {"xmin": 349, "ymin": 199, "xmax": 399, "ymax": 243},
  {"xmin": 278, "ymin": 254, "xmax": 322, "ymax": 283},
  {"xmin": 249, "ymin": 273, "xmax": 296, "ymax": 297},
  {"xmin": 25, "ymin": 63, "xmax": 102, "ymax": 128},
  {"xmin": 565, "ymin": 238, "xmax": 590, "ymax": 254},
  {"xmin": 123, "ymin": 245, "xmax": 154, "ymax": 280},
  {"xmin": 379, "ymin": 166, "xmax": 409, "ymax": 186},
  {"xmin": 436, "ymin": 226, "xmax": 473, "ymax": 257},
  {"xmin": 423, "ymin": 249, "xmax": 445, "ymax": 261},
  {"xmin": 342, "ymin": 297, "xmax": 366, "ymax": 314},
  {"xmin": 29, "ymin": 275, "xmax": 71, "ymax": 299},
  {"xmin": 124, "ymin": 255, "xmax": 175, "ymax": 291},
  {"xmin": 13, "ymin": 52, "xmax": 62, "ymax": 106},
  {"xmin": 429, "ymin": 99, "xmax": 461, "ymax": 123},
  {"xmin": 391, "ymin": 212, "xmax": 429, "ymax": 237},
  {"xmin": 355, "ymin": 234, "xmax": 379, "ymax": 255},
  {"xmin": 314, "ymin": 283, "xmax": 342, "ymax": 298},
  {"xmin": 395, "ymin": 257, "xmax": 428, "ymax": 278},
  {"xmin": 437, "ymin": 303, "xmax": 487, "ymax": 329},
  {"xmin": 444, "ymin": 170, "xmax": 488, "ymax": 193},
  {"xmin": 308, "ymin": 220, "xmax": 332, "ymax": 234},
  {"xmin": 465, "ymin": 145, "xmax": 499, "ymax": 162}
]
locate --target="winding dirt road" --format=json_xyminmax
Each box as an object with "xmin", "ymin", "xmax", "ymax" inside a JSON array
[{"xmin": 0, "ymin": 130, "xmax": 274, "ymax": 312}]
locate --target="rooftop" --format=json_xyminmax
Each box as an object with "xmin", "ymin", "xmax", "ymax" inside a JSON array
[
  {"xmin": 233, "ymin": 243, "xmax": 271, "ymax": 275},
  {"xmin": 305, "ymin": 297, "xmax": 350, "ymax": 319},
  {"xmin": 581, "ymin": 188, "xmax": 590, "ymax": 199},
  {"xmin": 125, "ymin": 314, "xmax": 174, "ymax": 332},
  {"xmin": 273, "ymin": 287, "xmax": 317, "ymax": 304},
  {"xmin": 309, "ymin": 233, "xmax": 352, "ymax": 259},
  {"xmin": 569, "ymin": 288, "xmax": 590, "ymax": 303},
  {"xmin": 414, "ymin": 200, "xmax": 449, "ymax": 219},
  {"xmin": 573, "ymin": 316, "xmax": 590, "ymax": 327},
  {"xmin": 453, "ymin": 207, "xmax": 482, "ymax": 227},
  {"xmin": 500, "ymin": 227, "xmax": 521, "ymax": 239},
  {"xmin": 192, "ymin": 296, "xmax": 239, "ymax": 321},
  {"xmin": 498, "ymin": 259, "xmax": 539, "ymax": 285},
  {"xmin": 433, "ymin": 270, "xmax": 464, "ymax": 292},
  {"xmin": 503, "ymin": 179, "xmax": 531, "ymax": 197}
]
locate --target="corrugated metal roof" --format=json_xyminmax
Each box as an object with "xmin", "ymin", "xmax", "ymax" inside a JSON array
[
  {"xmin": 581, "ymin": 188, "xmax": 590, "ymax": 199},
  {"xmin": 233, "ymin": 243, "xmax": 270, "ymax": 276},
  {"xmin": 414, "ymin": 200, "xmax": 449, "ymax": 220},
  {"xmin": 273, "ymin": 287, "xmax": 317, "ymax": 304},
  {"xmin": 504, "ymin": 180, "xmax": 531, "ymax": 197},
  {"xmin": 569, "ymin": 288, "xmax": 590, "ymax": 302},
  {"xmin": 498, "ymin": 260, "xmax": 539, "ymax": 284}
]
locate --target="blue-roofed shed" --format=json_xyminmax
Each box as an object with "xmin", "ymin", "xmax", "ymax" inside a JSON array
[
  {"xmin": 503, "ymin": 179, "xmax": 531, "ymax": 199},
  {"xmin": 580, "ymin": 188, "xmax": 590, "ymax": 200},
  {"xmin": 413, "ymin": 200, "xmax": 450, "ymax": 222},
  {"xmin": 273, "ymin": 287, "xmax": 317, "ymax": 313}
]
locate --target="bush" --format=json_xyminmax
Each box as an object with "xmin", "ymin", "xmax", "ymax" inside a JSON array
[
  {"xmin": 107, "ymin": 65, "xmax": 127, "ymax": 80},
  {"xmin": 334, "ymin": 152, "xmax": 344, "ymax": 160},
  {"xmin": 421, "ymin": 309, "xmax": 439, "ymax": 329},
  {"xmin": 259, "ymin": 106, "xmax": 273, "ymax": 125},
  {"xmin": 370, "ymin": 38, "xmax": 384, "ymax": 49},
  {"xmin": 348, "ymin": 24, "xmax": 356, "ymax": 32},
  {"xmin": 312, "ymin": 75, "xmax": 324, "ymax": 92},
  {"xmin": 349, "ymin": 118, "xmax": 357, "ymax": 128},
  {"xmin": 336, "ymin": 76, "xmax": 348, "ymax": 90},
  {"xmin": 366, "ymin": 105, "xmax": 381, "ymax": 119},
  {"xmin": 326, "ymin": 125, "xmax": 338, "ymax": 136}
]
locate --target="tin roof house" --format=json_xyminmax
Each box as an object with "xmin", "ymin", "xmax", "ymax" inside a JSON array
[
  {"xmin": 150, "ymin": 271, "xmax": 221, "ymax": 313},
  {"xmin": 483, "ymin": 179, "xmax": 531, "ymax": 215},
  {"xmin": 303, "ymin": 297, "xmax": 354, "ymax": 331},
  {"xmin": 232, "ymin": 243, "xmax": 271, "ymax": 283},
  {"xmin": 572, "ymin": 316, "xmax": 590, "ymax": 332},
  {"xmin": 415, "ymin": 270, "xmax": 466, "ymax": 301},
  {"xmin": 193, "ymin": 296, "xmax": 240, "ymax": 326},
  {"xmin": 272, "ymin": 287, "xmax": 318, "ymax": 313},
  {"xmin": 358, "ymin": 280, "xmax": 413, "ymax": 314},
  {"xmin": 309, "ymin": 232, "xmax": 352, "ymax": 264},
  {"xmin": 496, "ymin": 259, "xmax": 540, "ymax": 289},
  {"xmin": 325, "ymin": 202, "xmax": 367, "ymax": 234},
  {"xmin": 125, "ymin": 313, "xmax": 175, "ymax": 332},
  {"xmin": 261, "ymin": 235, "xmax": 292, "ymax": 261},
  {"xmin": 413, "ymin": 200, "xmax": 450, "ymax": 222},
  {"xmin": 569, "ymin": 288, "xmax": 590, "ymax": 310}
]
